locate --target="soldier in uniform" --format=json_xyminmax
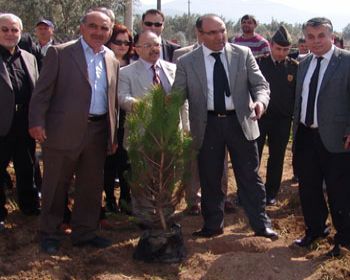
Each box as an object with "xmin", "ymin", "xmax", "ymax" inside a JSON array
[{"xmin": 256, "ymin": 26, "xmax": 298, "ymax": 205}]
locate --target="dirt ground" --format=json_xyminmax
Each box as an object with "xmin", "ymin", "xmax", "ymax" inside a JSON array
[{"xmin": 0, "ymin": 144, "xmax": 349, "ymax": 280}]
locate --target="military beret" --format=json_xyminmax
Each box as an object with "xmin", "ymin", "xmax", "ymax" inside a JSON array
[{"xmin": 272, "ymin": 25, "xmax": 292, "ymax": 47}]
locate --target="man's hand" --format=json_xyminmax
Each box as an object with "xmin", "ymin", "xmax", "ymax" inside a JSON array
[
  {"xmin": 250, "ymin": 101, "xmax": 265, "ymax": 121},
  {"xmin": 29, "ymin": 126, "xmax": 47, "ymax": 143},
  {"xmin": 344, "ymin": 135, "xmax": 350, "ymax": 150}
]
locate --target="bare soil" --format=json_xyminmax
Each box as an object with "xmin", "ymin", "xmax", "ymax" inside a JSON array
[{"xmin": 0, "ymin": 144, "xmax": 349, "ymax": 280}]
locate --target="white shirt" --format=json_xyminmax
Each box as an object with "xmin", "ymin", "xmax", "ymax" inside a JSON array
[
  {"xmin": 300, "ymin": 45, "xmax": 334, "ymax": 127},
  {"xmin": 202, "ymin": 44, "xmax": 234, "ymax": 111},
  {"xmin": 81, "ymin": 37, "xmax": 108, "ymax": 115},
  {"xmin": 38, "ymin": 39, "xmax": 53, "ymax": 56}
]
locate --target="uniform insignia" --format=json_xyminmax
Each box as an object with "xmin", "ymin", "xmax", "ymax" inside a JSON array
[{"xmin": 287, "ymin": 74, "xmax": 293, "ymax": 82}]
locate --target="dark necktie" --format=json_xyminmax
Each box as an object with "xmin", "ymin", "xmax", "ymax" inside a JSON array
[
  {"xmin": 305, "ymin": 56, "xmax": 323, "ymax": 127},
  {"xmin": 211, "ymin": 52, "xmax": 231, "ymax": 113},
  {"xmin": 151, "ymin": 64, "xmax": 161, "ymax": 85}
]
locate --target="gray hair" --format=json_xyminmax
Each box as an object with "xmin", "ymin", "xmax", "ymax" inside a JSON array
[
  {"xmin": 0, "ymin": 13, "xmax": 23, "ymax": 30},
  {"xmin": 302, "ymin": 17, "xmax": 333, "ymax": 33},
  {"xmin": 80, "ymin": 7, "xmax": 115, "ymax": 26}
]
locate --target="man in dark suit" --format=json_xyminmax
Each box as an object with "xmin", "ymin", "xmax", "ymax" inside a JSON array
[
  {"xmin": 293, "ymin": 17, "xmax": 350, "ymax": 257},
  {"xmin": 141, "ymin": 9, "xmax": 180, "ymax": 62},
  {"xmin": 0, "ymin": 13, "xmax": 41, "ymax": 231},
  {"xmin": 257, "ymin": 26, "xmax": 298, "ymax": 205},
  {"xmin": 29, "ymin": 7, "xmax": 119, "ymax": 254},
  {"xmin": 173, "ymin": 14, "xmax": 278, "ymax": 239}
]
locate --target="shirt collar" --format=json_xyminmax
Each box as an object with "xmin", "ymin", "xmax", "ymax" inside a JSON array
[
  {"xmin": 80, "ymin": 37, "xmax": 106, "ymax": 56},
  {"xmin": 202, "ymin": 43, "xmax": 225, "ymax": 58},
  {"xmin": 139, "ymin": 57, "xmax": 161, "ymax": 69},
  {"xmin": 312, "ymin": 44, "xmax": 334, "ymax": 62}
]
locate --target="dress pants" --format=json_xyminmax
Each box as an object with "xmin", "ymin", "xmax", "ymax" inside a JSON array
[
  {"xmin": 257, "ymin": 116, "xmax": 292, "ymax": 199},
  {"xmin": 295, "ymin": 124, "xmax": 350, "ymax": 245},
  {"xmin": 0, "ymin": 114, "xmax": 39, "ymax": 220},
  {"xmin": 198, "ymin": 113, "xmax": 271, "ymax": 231},
  {"xmin": 39, "ymin": 119, "xmax": 108, "ymax": 243}
]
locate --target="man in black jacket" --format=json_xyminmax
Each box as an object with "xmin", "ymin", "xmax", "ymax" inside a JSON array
[{"xmin": 257, "ymin": 26, "xmax": 298, "ymax": 205}]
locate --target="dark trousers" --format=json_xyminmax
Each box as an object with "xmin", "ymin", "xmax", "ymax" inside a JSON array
[
  {"xmin": 40, "ymin": 120, "xmax": 108, "ymax": 243},
  {"xmin": 0, "ymin": 130, "xmax": 39, "ymax": 220},
  {"xmin": 103, "ymin": 147, "xmax": 131, "ymax": 205},
  {"xmin": 257, "ymin": 117, "xmax": 292, "ymax": 199},
  {"xmin": 198, "ymin": 113, "xmax": 271, "ymax": 231},
  {"xmin": 295, "ymin": 124, "xmax": 350, "ymax": 245}
]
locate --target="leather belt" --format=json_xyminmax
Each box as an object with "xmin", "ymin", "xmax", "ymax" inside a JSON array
[
  {"xmin": 208, "ymin": 110, "xmax": 235, "ymax": 118},
  {"xmin": 88, "ymin": 113, "xmax": 107, "ymax": 122}
]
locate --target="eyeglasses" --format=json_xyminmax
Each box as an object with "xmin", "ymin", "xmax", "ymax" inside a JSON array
[
  {"xmin": 1, "ymin": 26, "xmax": 20, "ymax": 34},
  {"xmin": 112, "ymin": 40, "xmax": 132, "ymax": 46},
  {"xmin": 143, "ymin": 21, "xmax": 163, "ymax": 27},
  {"xmin": 135, "ymin": 43, "xmax": 162, "ymax": 49}
]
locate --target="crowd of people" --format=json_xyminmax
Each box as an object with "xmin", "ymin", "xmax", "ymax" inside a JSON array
[{"xmin": 0, "ymin": 7, "xmax": 349, "ymax": 258}]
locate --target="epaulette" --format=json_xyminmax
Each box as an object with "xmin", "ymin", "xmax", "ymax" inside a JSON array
[{"xmin": 288, "ymin": 56, "xmax": 299, "ymax": 65}]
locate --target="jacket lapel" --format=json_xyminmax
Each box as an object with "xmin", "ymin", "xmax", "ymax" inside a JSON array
[
  {"xmin": 224, "ymin": 44, "xmax": 239, "ymax": 93},
  {"xmin": 20, "ymin": 51, "xmax": 36, "ymax": 90},
  {"xmin": 159, "ymin": 60, "xmax": 174, "ymax": 84},
  {"xmin": 0, "ymin": 57, "xmax": 13, "ymax": 91},
  {"xmin": 191, "ymin": 47, "xmax": 208, "ymax": 99},
  {"xmin": 70, "ymin": 39, "xmax": 89, "ymax": 82},
  {"xmin": 319, "ymin": 47, "xmax": 341, "ymax": 92}
]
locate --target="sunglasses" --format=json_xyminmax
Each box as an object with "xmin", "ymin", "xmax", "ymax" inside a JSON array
[
  {"xmin": 143, "ymin": 21, "xmax": 163, "ymax": 27},
  {"xmin": 112, "ymin": 40, "xmax": 132, "ymax": 46}
]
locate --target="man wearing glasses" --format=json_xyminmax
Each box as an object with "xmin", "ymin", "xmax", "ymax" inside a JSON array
[
  {"xmin": 141, "ymin": 9, "xmax": 180, "ymax": 62},
  {"xmin": 173, "ymin": 14, "xmax": 277, "ymax": 239},
  {"xmin": 118, "ymin": 30, "xmax": 176, "ymax": 112}
]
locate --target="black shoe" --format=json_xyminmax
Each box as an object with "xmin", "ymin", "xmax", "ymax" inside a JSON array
[
  {"xmin": 0, "ymin": 221, "xmax": 5, "ymax": 232},
  {"xmin": 266, "ymin": 197, "xmax": 277, "ymax": 206},
  {"xmin": 326, "ymin": 244, "xmax": 341, "ymax": 257},
  {"xmin": 73, "ymin": 236, "xmax": 112, "ymax": 248},
  {"xmin": 192, "ymin": 228, "xmax": 223, "ymax": 238},
  {"xmin": 22, "ymin": 208, "xmax": 41, "ymax": 216},
  {"xmin": 255, "ymin": 227, "xmax": 279, "ymax": 240},
  {"xmin": 294, "ymin": 228, "xmax": 330, "ymax": 247},
  {"xmin": 40, "ymin": 239, "xmax": 60, "ymax": 255},
  {"xmin": 224, "ymin": 201, "xmax": 236, "ymax": 214}
]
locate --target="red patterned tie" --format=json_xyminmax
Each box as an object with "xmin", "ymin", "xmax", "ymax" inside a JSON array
[{"xmin": 151, "ymin": 64, "xmax": 161, "ymax": 85}]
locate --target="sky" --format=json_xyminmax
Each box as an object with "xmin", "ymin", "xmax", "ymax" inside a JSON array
[{"xmin": 138, "ymin": 0, "xmax": 350, "ymax": 31}]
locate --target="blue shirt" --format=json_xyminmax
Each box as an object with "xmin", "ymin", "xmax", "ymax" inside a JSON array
[{"xmin": 80, "ymin": 37, "xmax": 108, "ymax": 115}]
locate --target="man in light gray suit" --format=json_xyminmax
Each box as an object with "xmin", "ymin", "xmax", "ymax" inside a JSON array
[
  {"xmin": 173, "ymin": 14, "xmax": 278, "ymax": 239},
  {"xmin": 118, "ymin": 31, "xmax": 177, "ymax": 112},
  {"xmin": 293, "ymin": 17, "xmax": 350, "ymax": 257}
]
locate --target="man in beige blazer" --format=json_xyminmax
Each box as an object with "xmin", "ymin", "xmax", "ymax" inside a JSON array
[{"xmin": 29, "ymin": 8, "xmax": 119, "ymax": 254}]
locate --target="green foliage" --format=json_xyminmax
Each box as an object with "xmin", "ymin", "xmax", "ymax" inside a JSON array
[{"xmin": 127, "ymin": 86, "xmax": 192, "ymax": 230}]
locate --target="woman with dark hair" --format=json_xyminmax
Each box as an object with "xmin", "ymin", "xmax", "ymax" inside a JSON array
[{"xmin": 103, "ymin": 24, "xmax": 133, "ymax": 216}]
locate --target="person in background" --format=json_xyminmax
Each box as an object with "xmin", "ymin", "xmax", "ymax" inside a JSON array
[
  {"xmin": 141, "ymin": 9, "xmax": 180, "ymax": 62},
  {"xmin": 35, "ymin": 19, "xmax": 55, "ymax": 57},
  {"xmin": 103, "ymin": 23, "xmax": 134, "ymax": 215},
  {"xmin": 256, "ymin": 26, "xmax": 298, "ymax": 206},
  {"xmin": 232, "ymin": 14, "xmax": 270, "ymax": 57}
]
